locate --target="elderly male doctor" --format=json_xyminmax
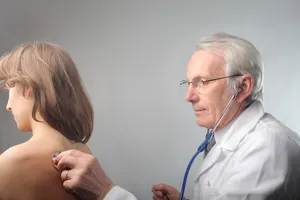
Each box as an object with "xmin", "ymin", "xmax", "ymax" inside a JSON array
[{"xmin": 52, "ymin": 33, "xmax": 300, "ymax": 200}]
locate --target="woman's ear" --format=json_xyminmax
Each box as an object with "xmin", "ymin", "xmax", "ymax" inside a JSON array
[
  {"xmin": 236, "ymin": 74, "xmax": 254, "ymax": 103},
  {"xmin": 24, "ymin": 87, "xmax": 32, "ymax": 98}
]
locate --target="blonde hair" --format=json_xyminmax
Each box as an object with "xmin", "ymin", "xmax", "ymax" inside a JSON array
[{"xmin": 0, "ymin": 42, "xmax": 93, "ymax": 143}]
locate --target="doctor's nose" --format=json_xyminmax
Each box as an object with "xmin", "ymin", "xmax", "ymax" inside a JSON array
[{"xmin": 185, "ymin": 85, "xmax": 199, "ymax": 102}]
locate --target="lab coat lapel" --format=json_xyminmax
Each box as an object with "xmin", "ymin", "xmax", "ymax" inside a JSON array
[{"xmin": 195, "ymin": 145, "xmax": 224, "ymax": 182}]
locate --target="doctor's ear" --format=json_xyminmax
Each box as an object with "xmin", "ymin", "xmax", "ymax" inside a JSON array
[{"xmin": 236, "ymin": 74, "xmax": 254, "ymax": 103}]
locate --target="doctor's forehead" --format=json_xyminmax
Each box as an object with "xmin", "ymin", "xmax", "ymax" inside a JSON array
[{"xmin": 186, "ymin": 50, "xmax": 225, "ymax": 80}]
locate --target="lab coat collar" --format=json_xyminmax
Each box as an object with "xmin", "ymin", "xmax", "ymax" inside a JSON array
[
  {"xmin": 219, "ymin": 100, "xmax": 265, "ymax": 151},
  {"xmin": 194, "ymin": 100, "xmax": 265, "ymax": 181}
]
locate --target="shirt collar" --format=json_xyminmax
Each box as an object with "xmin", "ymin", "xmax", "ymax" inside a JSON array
[{"xmin": 214, "ymin": 100, "xmax": 265, "ymax": 151}]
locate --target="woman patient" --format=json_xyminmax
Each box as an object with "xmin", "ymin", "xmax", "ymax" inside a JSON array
[{"xmin": 0, "ymin": 42, "xmax": 94, "ymax": 199}]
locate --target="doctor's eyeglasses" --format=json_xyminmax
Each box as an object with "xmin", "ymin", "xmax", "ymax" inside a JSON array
[{"xmin": 180, "ymin": 74, "xmax": 242, "ymax": 92}]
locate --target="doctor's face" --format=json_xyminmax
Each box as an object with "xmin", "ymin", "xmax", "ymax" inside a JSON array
[{"xmin": 185, "ymin": 50, "xmax": 235, "ymax": 129}]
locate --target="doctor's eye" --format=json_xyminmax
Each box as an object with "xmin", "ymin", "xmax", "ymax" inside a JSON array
[
  {"xmin": 179, "ymin": 78, "xmax": 205, "ymax": 91},
  {"xmin": 191, "ymin": 77, "xmax": 205, "ymax": 88}
]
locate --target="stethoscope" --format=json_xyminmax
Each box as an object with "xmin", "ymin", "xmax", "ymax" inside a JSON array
[{"xmin": 179, "ymin": 90, "xmax": 239, "ymax": 200}]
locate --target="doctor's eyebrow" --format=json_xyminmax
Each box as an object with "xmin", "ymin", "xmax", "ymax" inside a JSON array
[{"xmin": 187, "ymin": 75, "xmax": 209, "ymax": 82}]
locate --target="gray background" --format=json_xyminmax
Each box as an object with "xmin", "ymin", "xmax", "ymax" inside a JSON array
[{"xmin": 0, "ymin": 0, "xmax": 299, "ymax": 199}]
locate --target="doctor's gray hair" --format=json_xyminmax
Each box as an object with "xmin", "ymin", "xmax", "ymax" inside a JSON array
[{"xmin": 195, "ymin": 33, "xmax": 264, "ymax": 107}]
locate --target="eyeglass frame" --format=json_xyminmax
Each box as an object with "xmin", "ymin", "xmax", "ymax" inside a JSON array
[{"xmin": 180, "ymin": 74, "xmax": 242, "ymax": 91}]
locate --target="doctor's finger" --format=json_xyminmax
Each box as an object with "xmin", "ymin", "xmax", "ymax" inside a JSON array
[
  {"xmin": 63, "ymin": 179, "xmax": 79, "ymax": 194},
  {"xmin": 55, "ymin": 154, "xmax": 78, "ymax": 171},
  {"xmin": 53, "ymin": 149, "xmax": 84, "ymax": 163},
  {"xmin": 152, "ymin": 187, "xmax": 164, "ymax": 197},
  {"xmin": 152, "ymin": 183, "xmax": 172, "ymax": 191},
  {"xmin": 61, "ymin": 169, "xmax": 75, "ymax": 182}
]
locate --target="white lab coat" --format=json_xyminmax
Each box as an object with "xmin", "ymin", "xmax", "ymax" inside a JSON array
[
  {"xmin": 104, "ymin": 185, "xmax": 137, "ymax": 200},
  {"xmin": 103, "ymin": 100, "xmax": 300, "ymax": 200},
  {"xmin": 193, "ymin": 100, "xmax": 300, "ymax": 200}
]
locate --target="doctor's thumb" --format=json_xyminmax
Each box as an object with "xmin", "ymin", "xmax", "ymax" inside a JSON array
[{"xmin": 153, "ymin": 184, "xmax": 165, "ymax": 190}]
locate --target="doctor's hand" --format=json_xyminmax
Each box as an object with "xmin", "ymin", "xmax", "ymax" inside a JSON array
[
  {"xmin": 52, "ymin": 150, "xmax": 115, "ymax": 200},
  {"xmin": 152, "ymin": 184, "xmax": 182, "ymax": 200}
]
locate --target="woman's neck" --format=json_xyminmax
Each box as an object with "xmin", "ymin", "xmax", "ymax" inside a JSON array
[
  {"xmin": 27, "ymin": 119, "xmax": 91, "ymax": 156},
  {"xmin": 30, "ymin": 120, "xmax": 65, "ymax": 141}
]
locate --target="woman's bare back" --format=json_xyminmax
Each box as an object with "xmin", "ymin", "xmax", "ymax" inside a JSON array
[{"xmin": 0, "ymin": 135, "xmax": 91, "ymax": 200}]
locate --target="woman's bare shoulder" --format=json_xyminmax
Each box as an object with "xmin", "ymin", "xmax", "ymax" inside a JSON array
[
  {"xmin": 0, "ymin": 143, "xmax": 35, "ymax": 173},
  {"xmin": 1, "ymin": 137, "xmax": 92, "ymax": 161},
  {"xmin": 1, "ymin": 141, "xmax": 51, "ymax": 169},
  {"xmin": 0, "ymin": 142, "xmax": 78, "ymax": 200},
  {"xmin": 0, "ymin": 143, "xmax": 37, "ymax": 199}
]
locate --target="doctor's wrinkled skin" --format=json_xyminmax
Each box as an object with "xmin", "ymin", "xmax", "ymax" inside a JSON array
[{"xmin": 53, "ymin": 33, "xmax": 300, "ymax": 200}]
